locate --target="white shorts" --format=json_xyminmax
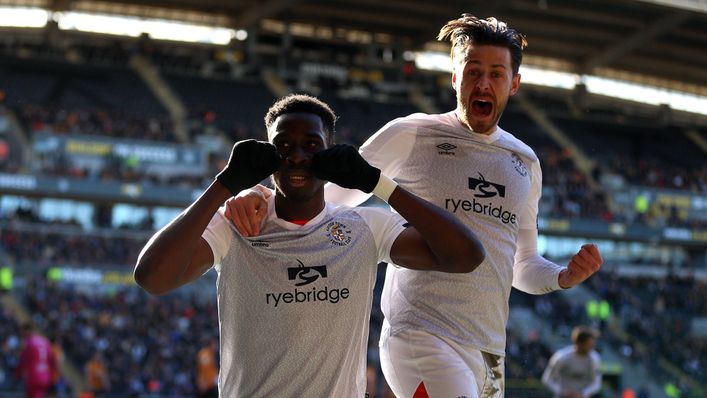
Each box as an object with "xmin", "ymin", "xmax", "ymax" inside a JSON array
[{"xmin": 379, "ymin": 320, "xmax": 504, "ymax": 398}]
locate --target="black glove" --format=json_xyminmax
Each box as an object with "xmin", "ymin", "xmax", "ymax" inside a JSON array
[
  {"xmin": 311, "ymin": 144, "xmax": 380, "ymax": 193},
  {"xmin": 216, "ymin": 139, "xmax": 280, "ymax": 194}
]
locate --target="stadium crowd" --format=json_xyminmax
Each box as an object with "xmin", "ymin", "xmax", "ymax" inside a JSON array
[
  {"xmin": 586, "ymin": 272, "xmax": 707, "ymax": 385},
  {"xmin": 11, "ymin": 276, "xmax": 219, "ymax": 397},
  {"xmin": 1, "ymin": 274, "xmax": 556, "ymax": 398},
  {"xmin": 18, "ymin": 104, "xmax": 176, "ymax": 143},
  {"xmin": 0, "ymin": 226, "xmax": 145, "ymax": 269},
  {"xmin": 0, "ymin": 28, "xmax": 705, "ymax": 398}
]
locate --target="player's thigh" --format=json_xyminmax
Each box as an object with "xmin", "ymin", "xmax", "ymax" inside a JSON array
[{"xmin": 380, "ymin": 325, "xmax": 480, "ymax": 398}]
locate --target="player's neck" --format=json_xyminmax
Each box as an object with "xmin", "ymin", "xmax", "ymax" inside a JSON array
[{"xmin": 273, "ymin": 193, "xmax": 325, "ymax": 223}]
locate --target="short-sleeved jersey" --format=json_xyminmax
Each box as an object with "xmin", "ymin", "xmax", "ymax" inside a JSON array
[
  {"xmin": 361, "ymin": 111, "xmax": 541, "ymax": 356},
  {"xmin": 202, "ymin": 196, "xmax": 406, "ymax": 397},
  {"xmin": 542, "ymin": 346, "xmax": 602, "ymax": 397}
]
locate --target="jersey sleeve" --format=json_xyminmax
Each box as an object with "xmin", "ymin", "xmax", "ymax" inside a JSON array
[
  {"xmin": 359, "ymin": 117, "xmax": 418, "ymax": 178},
  {"xmin": 512, "ymin": 156, "xmax": 564, "ymax": 293},
  {"xmin": 512, "ymin": 228, "xmax": 563, "ymax": 293},
  {"xmin": 201, "ymin": 207, "xmax": 233, "ymax": 271},
  {"xmin": 351, "ymin": 207, "xmax": 407, "ymax": 264},
  {"xmin": 518, "ymin": 157, "xmax": 541, "ymax": 229},
  {"xmin": 325, "ymin": 117, "xmax": 418, "ymax": 207},
  {"xmin": 324, "ymin": 183, "xmax": 371, "ymax": 208},
  {"xmin": 541, "ymin": 351, "xmax": 563, "ymax": 395}
]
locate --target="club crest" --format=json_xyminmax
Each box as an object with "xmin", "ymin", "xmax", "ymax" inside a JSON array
[
  {"xmin": 326, "ymin": 221, "xmax": 352, "ymax": 246},
  {"xmin": 510, "ymin": 153, "xmax": 528, "ymax": 177}
]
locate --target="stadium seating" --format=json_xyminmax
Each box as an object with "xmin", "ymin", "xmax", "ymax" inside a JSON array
[{"xmin": 1, "ymin": 33, "xmax": 705, "ymax": 398}]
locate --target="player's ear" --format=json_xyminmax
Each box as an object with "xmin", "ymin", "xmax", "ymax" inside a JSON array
[{"xmin": 509, "ymin": 73, "xmax": 521, "ymax": 96}]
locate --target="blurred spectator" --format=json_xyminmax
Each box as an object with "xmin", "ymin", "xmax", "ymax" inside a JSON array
[
  {"xmin": 15, "ymin": 322, "xmax": 57, "ymax": 398},
  {"xmin": 85, "ymin": 351, "xmax": 110, "ymax": 397},
  {"xmin": 542, "ymin": 326, "xmax": 602, "ymax": 398},
  {"xmin": 48, "ymin": 336, "xmax": 65, "ymax": 398},
  {"xmin": 195, "ymin": 338, "xmax": 218, "ymax": 398}
]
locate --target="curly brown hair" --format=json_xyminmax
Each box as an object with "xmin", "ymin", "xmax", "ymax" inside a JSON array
[{"xmin": 437, "ymin": 14, "xmax": 528, "ymax": 75}]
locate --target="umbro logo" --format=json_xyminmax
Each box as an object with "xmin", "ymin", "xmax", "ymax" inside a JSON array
[
  {"xmin": 287, "ymin": 259, "xmax": 327, "ymax": 286},
  {"xmin": 436, "ymin": 142, "xmax": 456, "ymax": 155}
]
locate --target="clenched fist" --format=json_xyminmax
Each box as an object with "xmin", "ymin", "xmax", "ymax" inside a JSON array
[
  {"xmin": 311, "ymin": 144, "xmax": 380, "ymax": 193},
  {"xmin": 216, "ymin": 140, "xmax": 280, "ymax": 195}
]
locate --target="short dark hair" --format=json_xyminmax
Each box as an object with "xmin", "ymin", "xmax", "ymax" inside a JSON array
[
  {"xmin": 437, "ymin": 14, "xmax": 527, "ymax": 75},
  {"xmin": 264, "ymin": 94, "xmax": 337, "ymax": 139},
  {"xmin": 571, "ymin": 326, "xmax": 598, "ymax": 345}
]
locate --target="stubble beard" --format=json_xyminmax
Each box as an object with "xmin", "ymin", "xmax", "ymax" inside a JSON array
[{"xmin": 457, "ymin": 98, "xmax": 507, "ymax": 135}]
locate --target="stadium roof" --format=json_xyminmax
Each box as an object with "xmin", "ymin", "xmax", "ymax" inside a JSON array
[{"xmin": 62, "ymin": 0, "xmax": 707, "ymax": 91}]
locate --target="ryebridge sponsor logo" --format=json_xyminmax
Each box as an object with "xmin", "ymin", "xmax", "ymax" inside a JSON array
[
  {"xmin": 265, "ymin": 286, "xmax": 350, "ymax": 307},
  {"xmin": 468, "ymin": 173, "xmax": 505, "ymax": 198},
  {"xmin": 287, "ymin": 259, "xmax": 327, "ymax": 286},
  {"xmin": 445, "ymin": 198, "xmax": 517, "ymax": 225},
  {"xmin": 445, "ymin": 174, "xmax": 517, "ymax": 224},
  {"xmin": 265, "ymin": 259, "xmax": 350, "ymax": 307}
]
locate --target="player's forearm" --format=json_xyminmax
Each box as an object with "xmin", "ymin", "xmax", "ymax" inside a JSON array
[
  {"xmin": 134, "ymin": 181, "xmax": 230, "ymax": 294},
  {"xmin": 387, "ymin": 186, "xmax": 485, "ymax": 272},
  {"xmin": 512, "ymin": 228, "xmax": 564, "ymax": 294},
  {"xmin": 513, "ymin": 253, "xmax": 564, "ymax": 294}
]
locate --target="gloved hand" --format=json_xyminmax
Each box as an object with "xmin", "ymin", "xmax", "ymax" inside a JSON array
[
  {"xmin": 216, "ymin": 139, "xmax": 280, "ymax": 195},
  {"xmin": 311, "ymin": 144, "xmax": 380, "ymax": 193}
]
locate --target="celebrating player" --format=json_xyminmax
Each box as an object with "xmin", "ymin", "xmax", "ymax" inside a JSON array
[
  {"xmin": 225, "ymin": 15, "xmax": 603, "ymax": 397},
  {"xmin": 133, "ymin": 94, "xmax": 485, "ymax": 397}
]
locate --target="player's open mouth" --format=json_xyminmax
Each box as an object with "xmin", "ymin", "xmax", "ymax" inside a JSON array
[
  {"xmin": 288, "ymin": 175, "xmax": 308, "ymax": 187},
  {"xmin": 471, "ymin": 99, "xmax": 493, "ymax": 117}
]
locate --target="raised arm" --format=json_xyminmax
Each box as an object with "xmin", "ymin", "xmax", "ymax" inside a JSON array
[
  {"xmin": 225, "ymin": 119, "xmax": 414, "ymax": 236},
  {"xmin": 312, "ymin": 144, "xmax": 485, "ymax": 273},
  {"xmin": 134, "ymin": 140, "xmax": 279, "ymax": 295},
  {"xmin": 386, "ymin": 185, "xmax": 485, "ymax": 272},
  {"xmin": 513, "ymin": 227, "xmax": 602, "ymax": 294},
  {"xmin": 512, "ymin": 157, "xmax": 602, "ymax": 293}
]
